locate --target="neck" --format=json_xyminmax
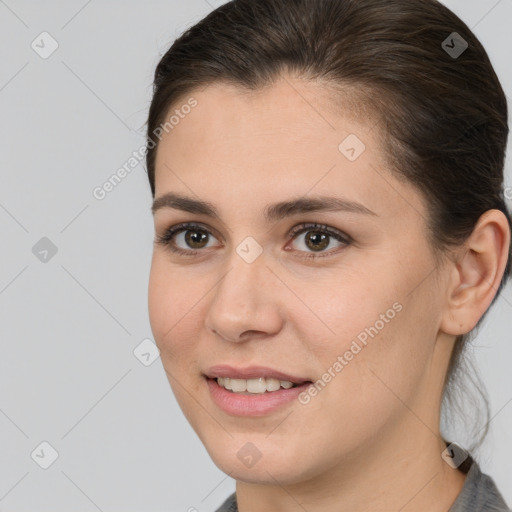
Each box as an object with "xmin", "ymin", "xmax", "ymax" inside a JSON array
[
  {"xmin": 235, "ymin": 335, "xmax": 467, "ymax": 512},
  {"xmin": 235, "ymin": 427, "xmax": 467, "ymax": 512}
]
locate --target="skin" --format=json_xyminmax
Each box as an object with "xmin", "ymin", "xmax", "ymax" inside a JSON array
[{"xmin": 148, "ymin": 76, "xmax": 510, "ymax": 512}]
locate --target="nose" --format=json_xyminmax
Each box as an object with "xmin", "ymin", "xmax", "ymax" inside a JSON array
[{"xmin": 204, "ymin": 248, "xmax": 284, "ymax": 343}]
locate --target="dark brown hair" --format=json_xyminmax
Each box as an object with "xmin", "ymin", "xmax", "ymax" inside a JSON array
[{"xmin": 145, "ymin": 0, "xmax": 511, "ymax": 450}]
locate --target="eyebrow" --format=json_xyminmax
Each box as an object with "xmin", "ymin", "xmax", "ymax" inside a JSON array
[{"xmin": 151, "ymin": 192, "xmax": 377, "ymax": 221}]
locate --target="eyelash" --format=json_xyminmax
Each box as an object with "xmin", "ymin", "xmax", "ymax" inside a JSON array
[{"xmin": 154, "ymin": 222, "xmax": 352, "ymax": 260}]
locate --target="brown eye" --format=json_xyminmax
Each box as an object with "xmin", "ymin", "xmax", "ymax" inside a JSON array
[
  {"xmin": 155, "ymin": 223, "xmax": 221, "ymax": 255},
  {"xmin": 304, "ymin": 231, "xmax": 330, "ymax": 252},
  {"xmin": 288, "ymin": 223, "xmax": 351, "ymax": 258},
  {"xmin": 184, "ymin": 229, "xmax": 209, "ymax": 249}
]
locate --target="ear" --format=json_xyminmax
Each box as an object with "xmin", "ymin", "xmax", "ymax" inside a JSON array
[{"xmin": 440, "ymin": 209, "xmax": 510, "ymax": 336}]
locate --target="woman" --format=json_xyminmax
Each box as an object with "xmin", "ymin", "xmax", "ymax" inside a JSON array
[{"xmin": 145, "ymin": 0, "xmax": 511, "ymax": 510}]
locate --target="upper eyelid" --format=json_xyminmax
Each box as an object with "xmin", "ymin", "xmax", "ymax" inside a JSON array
[
  {"xmin": 164, "ymin": 222, "xmax": 223, "ymax": 241},
  {"xmin": 288, "ymin": 223, "xmax": 350, "ymax": 239}
]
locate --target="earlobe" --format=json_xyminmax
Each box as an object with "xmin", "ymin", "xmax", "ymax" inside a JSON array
[{"xmin": 439, "ymin": 209, "xmax": 510, "ymax": 336}]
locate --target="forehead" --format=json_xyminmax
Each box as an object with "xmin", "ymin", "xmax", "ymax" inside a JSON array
[
  {"xmin": 158, "ymin": 77, "xmax": 372, "ymax": 151},
  {"xmin": 153, "ymin": 77, "xmax": 425, "ymax": 223}
]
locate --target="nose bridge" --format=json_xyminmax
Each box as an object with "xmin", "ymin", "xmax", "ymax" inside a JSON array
[
  {"xmin": 215, "ymin": 243, "xmax": 268, "ymax": 312},
  {"xmin": 205, "ymin": 242, "xmax": 282, "ymax": 341},
  {"xmin": 219, "ymin": 232, "xmax": 268, "ymax": 294}
]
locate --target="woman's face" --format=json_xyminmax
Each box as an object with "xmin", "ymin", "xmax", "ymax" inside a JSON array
[{"xmin": 148, "ymin": 77, "xmax": 452, "ymax": 485}]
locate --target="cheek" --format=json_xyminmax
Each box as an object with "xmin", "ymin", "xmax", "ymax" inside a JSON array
[
  {"xmin": 293, "ymin": 270, "xmax": 400, "ymax": 357},
  {"xmin": 148, "ymin": 256, "xmax": 207, "ymax": 420},
  {"xmin": 148, "ymin": 256, "xmax": 172, "ymax": 343},
  {"xmin": 295, "ymin": 269, "xmax": 432, "ymax": 415},
  {"xmin": 148, "ymin": 255, "xmax": 203, "ymax": 360}
]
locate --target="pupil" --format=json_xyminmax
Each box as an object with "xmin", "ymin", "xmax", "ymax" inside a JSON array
[
  {"xmin": 306, "ymin": 232, "xmax": 329, "ymax": 251},
  {"xmin": 185, "ymin": 230, "xmax": 208, "ymax": 248}
]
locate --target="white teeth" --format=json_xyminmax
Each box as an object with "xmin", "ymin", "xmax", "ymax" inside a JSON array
[
  {"xmin": 266, "ymin": 379, "xmax": 281, "ymax": 392},
  {"xmin": 247, "ymin": 378, "xmax": 266, "ymax": 393},
  {"xmin": 230, "ymin": 378, "xmax": 247, "ymax": 392},
  {"xmin": 216, "ymin": 377, "xmax": 297, "ymax": 393}
]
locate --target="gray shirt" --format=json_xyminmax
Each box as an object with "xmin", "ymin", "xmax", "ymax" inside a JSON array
[{"xmin": 214, "ymin": 451, "xmax": 510, "ymax": 512}]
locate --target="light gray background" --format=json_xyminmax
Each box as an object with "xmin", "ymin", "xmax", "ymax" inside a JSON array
[{"xmin": 0, "ymin": 1, "xmax": 511, "ymax": 510}]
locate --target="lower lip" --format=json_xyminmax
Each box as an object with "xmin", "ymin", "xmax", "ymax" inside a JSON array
[{"xmin": 206, "ymin": 377, "xmax": 312, "ymax": 416}]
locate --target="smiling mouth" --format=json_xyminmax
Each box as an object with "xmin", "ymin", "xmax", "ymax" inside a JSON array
[{"xmin": 209, "ymin": 376, "xmax": 312, "ymax": 394}]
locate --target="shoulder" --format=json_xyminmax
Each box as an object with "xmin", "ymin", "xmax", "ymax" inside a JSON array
[
  {"xmin": 214, "ymin": 491, "xmax": 238, "ymax": 512},
  {"xmin": 449, "ymin": 457, "xmax": 510, "ymax": 512}
]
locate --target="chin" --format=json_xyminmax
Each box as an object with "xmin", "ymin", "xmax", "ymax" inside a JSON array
[{"xmin": 205, "ymin": 439, "xmax": 310, "ymax": 485}]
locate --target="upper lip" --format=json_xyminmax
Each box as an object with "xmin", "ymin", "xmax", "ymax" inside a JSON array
[{"xmin": 204, "ymin": 365, "xmax": 311, "ymax": 384}]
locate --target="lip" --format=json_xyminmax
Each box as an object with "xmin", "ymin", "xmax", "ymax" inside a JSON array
[
  {"xmin": 205, "ymin": 377, "xmax": 312, "ymax": 416},
  {"xmin": 204, "ymin": 365, "xmax": 311, "ymax": 385}
]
